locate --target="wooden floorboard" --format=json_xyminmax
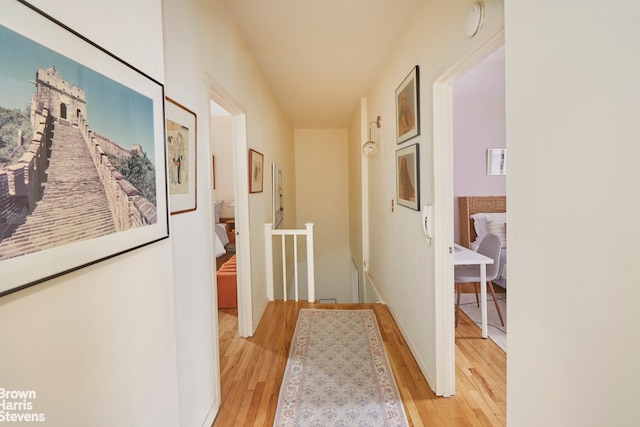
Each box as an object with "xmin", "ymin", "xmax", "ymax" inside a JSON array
[{"xmin": 213, "ymin": 301, "xmax": 506, "ymax": 426}]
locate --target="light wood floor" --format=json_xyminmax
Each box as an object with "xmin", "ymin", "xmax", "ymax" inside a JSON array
[{"xmin": 213, "ymin": 301, "xmax": 506, "ymax": 426}]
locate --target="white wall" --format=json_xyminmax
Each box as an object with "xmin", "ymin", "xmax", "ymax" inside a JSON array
[
  {"xmin": 363, "ymin": 0, "xmax": 503, "ymax": 388},
  {"xmin": 0, "ymin": 1, "xmax": 180, "ymax": 426},
  {"xmin": 453, "ymin": 46, "xmax": 505, "ymax": 242},
  {"xmin": 295, "ymin": 129, "xmax": 352, "ymax": 302},
  {"xmin": 211, "ymin": 114, "xmax": 235, "ymax": 219},
  {"xmin": 162, "ymin": 0, "xmax": 295, "ymax": 424},
  {"xmin": 507, "ymin": 1, "xmax": 640, "ymax": 425}
]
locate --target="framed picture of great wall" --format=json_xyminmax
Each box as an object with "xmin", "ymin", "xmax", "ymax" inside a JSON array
[{"xmin": 0, "ymin": 1, "xmax": 169, "ymax": 296}]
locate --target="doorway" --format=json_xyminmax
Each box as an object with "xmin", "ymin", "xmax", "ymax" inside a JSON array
[
  {"xmin": 432, "ymin": 31, "xmax": 504, "ymax": 397},
  {"xmin": 206, "ymin": 74, "xmax": 253, "ymax": 341}
]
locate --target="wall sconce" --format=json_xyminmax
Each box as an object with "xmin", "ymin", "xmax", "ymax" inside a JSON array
[{"xmin": 362, "ymin": 115, "xmax": 382, "ymax": 158}]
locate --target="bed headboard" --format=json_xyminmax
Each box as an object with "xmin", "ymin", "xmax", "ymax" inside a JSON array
[{"xmin": 458, "ymin": 196, "xmax": 506, "ymax": 248}]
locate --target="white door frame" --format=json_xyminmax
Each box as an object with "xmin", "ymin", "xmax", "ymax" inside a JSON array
[
  {"xmin": 205, "ymin": 73, "xmax": 253, "ymax": 339},
  {"xmin": 432, "ymin": 30, "xmax": 504, "ymax": 396}
]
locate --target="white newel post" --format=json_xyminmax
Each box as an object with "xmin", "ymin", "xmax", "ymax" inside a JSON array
[
  {"xmin": 265, "ymin": 223, "xmax": 274, "ymax": 301},
  {"xmin": 305, "ymin": 223, "xmax": 315, "ymax": 302}
]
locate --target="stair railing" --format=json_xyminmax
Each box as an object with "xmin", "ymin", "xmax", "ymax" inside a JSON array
[{"xmin": 264, "ymin": 223, "xmax": 315, "ymax": 302}]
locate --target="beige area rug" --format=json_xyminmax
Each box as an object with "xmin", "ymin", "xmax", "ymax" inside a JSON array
[
  {"xmin": 273, "ymin": 309, "xmax": 409, "ymax": 427},
  {"xmin": 458, "ymin": 292, "xmax": 507, "ymax": 352}
]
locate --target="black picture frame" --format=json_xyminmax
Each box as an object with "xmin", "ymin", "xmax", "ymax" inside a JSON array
[
  {"xmin": 0, "ymin": 1, "xmax": 169, "ymax": 296},
  {"xmin": 395, "ymin": 65, "xmax": 420, "ymax": 144},
  {"xmin": 396, "ymin": 143, "xmax": 420, "ymax": 210},
  {"xmin": 249, "ymin": 149, "xmax": 264, "ymax": 193},
  {"xmin": 166, "ymin": 97, "xmax": 197, "ymax": 215}
]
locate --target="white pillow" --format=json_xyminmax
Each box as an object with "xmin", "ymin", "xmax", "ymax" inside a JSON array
[
  {"xmin": 483, "ymin": 212, "xmax": 507, "ymax": 224},
  {"xmin": 487, "ymin": 219, "xmax": 507, "ymax": 248},
  {"xmin": 213, "ymin": 200, "xmax": 224, "ymax": 223},
  {"xmin": 470, "ymin": 212, "xmax": 506, "ymax": 243},
  {"xmin": 470, "ymin": 213, "xmax": 488, "ymax": 240}
]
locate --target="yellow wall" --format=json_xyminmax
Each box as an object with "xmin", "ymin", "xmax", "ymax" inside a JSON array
[
  {"xmin": 294, "ymin": 129, "xmax": 352, "ymax": 302},
  {"xmin": 0, "ymin": 1, "xmax": 180, "ymax": 426},
  {"xmin": 163, "ymin": 0, "xmax": 295, "ymax": 424}
]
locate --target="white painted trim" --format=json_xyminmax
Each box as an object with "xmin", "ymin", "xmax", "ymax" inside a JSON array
[
  {"xmin": 304, "ymin": 223, "xmax": 315, "ymax": 302},
  {"xmin": 201, "ymin": 404, "xmax": 218, "ymax": 427},
  {"xmin": 432, "ymin": 81, "xmax": 456, "ymax": 396},
  {"xmin": 360, "ymin": 97, "xmax": 371, "ymax": 303},
  {"xmin": 264, "ymin": 224, "xmax": 274, "ymax": 301},
  {"xmin": 432, "ymin": 28, "xmax": 505, "ymax": 397},
  {"xmin": 205, "ymin": 73, "xmax": 253, "ymax": 341}
]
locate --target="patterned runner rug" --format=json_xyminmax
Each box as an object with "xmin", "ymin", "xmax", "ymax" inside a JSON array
[{"xmin": 273, "ymin": 309, "xmax": 409, "ymax": 426}]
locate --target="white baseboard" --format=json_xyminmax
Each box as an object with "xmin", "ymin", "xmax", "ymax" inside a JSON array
[
  {"xmin": 201, "ymin": 401, "xmax": 219, "ymax": 427},
  {"xmin": 364, "ymin": 270, "xmax": 437, "ymax": 394}
]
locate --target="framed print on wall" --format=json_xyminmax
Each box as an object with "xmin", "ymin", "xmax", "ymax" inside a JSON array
[
  {"xmin": 165, "ymin": 96, "xmax": 197, "ymax": 214},
  {"xmin": 396, "ymin": 65, "xmax": 420, "ymax": 144},
  {"xmin": 272, "ymin": 161, "xmax": 284, "ymax": 229},
  {"xmin": 0, "ymin": 1, "xmax": 168, "ymax": 296},
  {"xmin": 396, "ymin": 143, "xmax": 420, "ymax": 210},
  {"xmin": 487, "ymin": 148, "xmax": 507, "ymax": 175},
  {"xmin": 249, "ymin": 149, "xmax": 264, "ymax": 193}
]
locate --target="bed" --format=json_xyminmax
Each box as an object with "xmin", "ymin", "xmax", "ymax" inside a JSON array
[{"xmin": 458, "ymin": 196, "xmax": 507, "ymax": 287}]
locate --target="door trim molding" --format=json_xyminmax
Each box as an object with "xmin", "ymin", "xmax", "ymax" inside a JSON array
[{"xmin": 432, "ymin": 29, "xmax": 504, "ymax": 396}]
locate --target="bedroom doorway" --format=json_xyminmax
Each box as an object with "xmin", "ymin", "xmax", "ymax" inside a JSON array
[
  {"xmin": 432, "ymin": 30, "xmax": 504, "ymax": 396},
  {"xmin": 206, "ymin": 73, "xmax": 253, "ymax": 344}
]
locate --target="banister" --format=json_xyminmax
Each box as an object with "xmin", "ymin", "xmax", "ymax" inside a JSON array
[{"xmin": 264, "ymin": 222, "xmax": 315, "ymax": 302}]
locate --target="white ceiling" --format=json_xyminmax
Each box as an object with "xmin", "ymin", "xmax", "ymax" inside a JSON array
[
  {"xmin": 220, "ymin": 1, "xmax": 505, "ymax": 129},
  {"xmin": 221, "ymin": 0, "xmax": 421, "ymax": 128}
]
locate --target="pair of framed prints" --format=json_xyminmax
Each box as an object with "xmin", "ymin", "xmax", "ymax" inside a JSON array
[{"xmin": 395, "ymin": 65, "xmax": 420, "ymax": 211}]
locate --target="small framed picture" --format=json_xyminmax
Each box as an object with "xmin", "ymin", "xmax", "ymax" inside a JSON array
[
  {"xmin": 396, "ymin": 143, "xmax": 420, "ymax": 210},
  {"xmin": 166, "ymin": 97, "xmax": 197, "ymax": 214},
  {"xmin": 249, "ymin": 149, "xmax": 264, "ymax": 193},
  {"xmin": 487, "ymin": 148, "xmax": 507, "ymax": 175},
  {"xmin": 396, "ymin": 65, "xmax": 420, "ymax": 144}
]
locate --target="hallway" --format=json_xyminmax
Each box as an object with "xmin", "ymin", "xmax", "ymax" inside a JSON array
[{"xmin": 214, "ymin": 301, "xmax": 506, "ymax": 426}]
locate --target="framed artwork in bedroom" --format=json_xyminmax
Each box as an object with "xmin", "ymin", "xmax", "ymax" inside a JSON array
[
  {"xmin": 396, "ymin": 143, "xmax": 420, "ymax": 210},
  {"xmin": 249, "ymin": 149, "xmax": 264, "ymax": 193},
  {"xmin": 395, "ymin": 65, "xmax": 420, "ymax": 144},
  {"xmin": 487, "ymin": 148, "xmax": 507, "ymax": 175}
]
